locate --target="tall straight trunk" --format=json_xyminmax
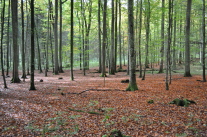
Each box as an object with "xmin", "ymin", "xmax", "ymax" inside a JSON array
[
  {"xmin": 158, "ymin": 0, "xmax": 165, "ymax": 73},
  {"xmin": 110, "ymin": 0, "xmax": 115, "ymax": 75},
  {"xmin": 1, "ymin": 0, "xmax": 7, "ymax": 88},
  {"xmin": 202, "ymin": 0, "xmax": 206, "ymax": 82},
  {"xmin": 21, "ymin": 0, "xmax": 26, "ymax": 79},
  {"xmin": 35, "ymin": 24, "xmax": 43, "ymax": 73},
  {"xmin": 98, "ymin": 0, "xmax": 102, "ymax": 73},
  {"xmin": 138, "ymin": 0, "xmax": 143, "ymax": 78},
  {"xmin": 30, "ymin": 0, "xmax": 36, "ymax": 90},
  {"xmin": 76, "ymin": 11, "xmax": 82, "ymax": 70},
  {"xmin": 59, "ymin": 0, "xmax": 64, "ymax": 73},
  {"xmin": 101, "ymin": 0, "xmax": 107, "ymax": 77},
  {"xmin": 25, "ymin": 0, "xmax": 31, "ymax": 76},
  {"xmin": 166, "ymin": 0, "xmax": 173, "ymax": 90},
  {"xmin": 45, "ymin": 0, "xmax": 51, "ymax": 77},
  {"xmin": 6, "ymin": 0, "xmax": 11, "ymax": 76},
  {"xmin": 118, "ymin": 0, "xmax": 122, "ymax": 70},
  {"xmin": 126, "ymin": 0, "xmax": 138, "ymax": 91},
  {"xmin": 184, "ymin": 0, "xmax": 192, "ymax": 77},
  {"xmin": 114, "ymin": 0, "xmax": 118, "ymax": 72},
  {"xmin": 11, "ymin": 0, "xmax": 21, "ymax": 83},
  {"xmin": 142, "ymin": 0, "xmax": 150, "ymax": 80},
  {"xmin": 172, "ymin": 3, "xmax": 177, "ymax": 70},
  {"xmin": 54, "ymin": 0, "xmax": 59, "ymax": 75},
  {"xmin": 70, "ymin": 0, "xmax": 74, "ymax": 80}
]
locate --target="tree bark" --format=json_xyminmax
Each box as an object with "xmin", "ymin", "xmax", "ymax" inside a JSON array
[
  {"xmin": 184, "ymin": 0, "xmax": 192, "ymax": 77},
  {"xmin": 98, "ymin": 0, "xmax": 102, "ymax": 73},
  {"xmin": 202, "ymin": 0, "xmax": 206, "ymax": 82},
  {"xmin": 6, "ymin": 0, "xmax": 11, "ymax": 76},
  {"xmin": 70, "ymin": 0, "xmax": 74, "ymax": 81},
  {"xmin": 138, "ymin": 0, "xmax": 143, "ymax": 78},
  {"xmin": 1, "ymin": 0, "xmax": 7, "ymax": 88},
  {"xmin": 158, "ymin": 0, "xmax": 165, "ymax": 73},
  {"xmin": 101, "ymin": 0, "xmax": 107, "ymax": 77},
  {"xmin": 54, "ymin": 0, "xmax": 59, "ymax": 75},
  {"xmin": 21, "ymin": 0, "xmax": 27, "ymax": 80},
  {"xmin": 30, "ymin": 0, "xmax": 36, "ymax": 90},
  {"xmin": 110, "ymin": 0, "xmax": 115, "ymax": 75},
  {"xmin": 59, "ymin": 0, "xmax": 64, "ymax": 73},
  {"xmin": 11, "ymin": 0, "xmax": 21, "ymax": 83},
  {"xmin": 126, "ymin": 0, "xmax": 138, "ymax": 91}
]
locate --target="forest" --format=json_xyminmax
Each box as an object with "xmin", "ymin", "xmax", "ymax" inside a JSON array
[{"xmin": 0, "ymin": 0, "xmax": 207, "ymax": 136}]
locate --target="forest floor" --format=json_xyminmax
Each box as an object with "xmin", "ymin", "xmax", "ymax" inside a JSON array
[{"xmin": 0, "ymin": 66, "xmax": 207, "ymax": 137}]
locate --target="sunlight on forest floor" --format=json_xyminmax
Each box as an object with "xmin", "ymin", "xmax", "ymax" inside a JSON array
[{"xmin": 0, "ymin": 65, "xmax": 207, "ymax": 136}]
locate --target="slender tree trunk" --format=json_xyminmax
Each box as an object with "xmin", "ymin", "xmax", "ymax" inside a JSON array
[
  {"xmin": 11, "ymin": 0, "xmax": 21, "ymax": 83},
  {"xmin": 166, "ymin": 0, "xmax": 173, "ymax": 90},
  {"xmin": 142, "ymin": 0, "xmax": 150, "ymax": 80},
  {"xmin": 35, "ymin": 24, "xmax": 43, "ymax": 73},
  {"xmin": 6, "ymin": 0, "xmax": 11, "ymax": 76},
  {"xmin": 1, "ymin": 0, "xmax": 7, "ymax": 88},
  {"xmin": 184, "ymin": 0, "xmax": 192, "ymax": 77},
  {"xmin": 30, "ymin": 0, "xmax": 36, "ymax": 90},
  {"xmin": 110, "ymin": 0, "xmax": 115, "ymax": 75},
  {"xmin": 114, "ymin": 0, "xmax": 118, "ymax": 72},
  {"xmin": 118, "ymin": 0, "xmax": 122, "ymax": 70},
  {"xmin": 59, "ymin": 0, "xmax": 64, "ymax": 73},
  {"xmin": 21, "ymin": 0, "xmax": 26, "ymax": 80},
  {"xmin": 172, "ymin": 3, "xmax": 177, "ymax": 70},
  {"xmin": 101, "ymin": 0, "xmax": 107, "ymax": 77},
  {"xmin": 202, "ymin": 0, "xmax": 206, "ymax": 82},
  {"xmin": 138, "ymin": 0, "xmax": 143, "ymax": 78},
  {"xmin": 98, "ymin": 0, "xmax": 102, "ymax": 73},
  {"xmin": 54, "ymin": 0, "xmax": 59, "ymax": 75},
  {"xmin": 158, "ymin": 0, "xmax": 165, "ymax": 73},
  {"xmin": 126, "ymin": 0, "xmax": 138, "ymax": 91},
  {"xmin": 70, "ymin": 0, "xmax": 74, "ymax": 81}
]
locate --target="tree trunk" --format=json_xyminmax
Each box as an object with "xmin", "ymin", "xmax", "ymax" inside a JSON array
[
  {"xmin": 142, "ymin": 0, "xmax": 150, "ymax": 80},
  {"xmin": 21, "ymin": 0, "xmax": 27, "ymax": 80},
  {"xmin": 11, "ymin": 0, "xmax": 21, "ymax": 83},
  {"xmin": 110, "ymin": 0, "xmax": 115, "ymax": 75},
  {"xmin": 101, "ymin": 0, "xmax": 107, "ymax": 77},
  {"xmin": 184, "ymin": 0, "xmax": 192, "ymax": 77},
  {"xmin": 158, "ymin": 0, "xmax": 165, "ymax": 73},
  {"xmin": 202, "ymin": 0, "xmax": 206, "ymax": 82},
  {"xmin": 138, "ymin": 0, "xmax": 143, "ymax": 78},
  {"xmin": 54, "ymin": 0, "xmax": 59, "ymax": 75},
  {"xmin": 118, "ymin": 0, "xmax": 122, "ymax": 70},
  {"xmin": 1, "ymin": 0, "xmax": 7, "ymax": 88},
  {"xmin": 98, "ymin": 0, "xmax": 102, "ymax": 73},
  {"xmin": 166, "ymin": 0, "xmax": 173, "ymax": 90},
  {"xmin": 70, "ymin": 0, "xmax": 74, "ymax": 81},
  {"xmin": 6, "ymin": 0, "xmax": 11, "ymax": 76},
  {"xmin": 126, "ymin": 0, "xmax": 138, "ymax": 91},
  {"xmin": 30, "ymin": 0, "xmax": 36, "ymax": 90},
  {"xmin": 172, "ymin": 3, "xmax": 177, "ymax": 70},
  {"xmin": 59, "ymin": 0, "xmax": 64, "ymax": 73}
]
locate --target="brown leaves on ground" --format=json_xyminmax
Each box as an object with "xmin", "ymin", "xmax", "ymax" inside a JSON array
[{"xmin": 0, "ymin": 68, "xmax": 207, "ymax": 136}]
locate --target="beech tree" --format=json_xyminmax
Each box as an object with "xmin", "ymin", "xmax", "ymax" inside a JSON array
[
  {"xmin": 54, "ymin": 0, "xmax": 59, "ymax": 75},
  {"xmin": 202, "ymin": 0, "xmax": 206, "ymax": 82},
  {"xmin": 11, "ymin": 0, "xmax": 21, "ymax": 83},
  {"xmin": 0, "ymin": 0, "xmax": 7, "ymax": 88},
  {"xmin": 184, "ymin": 0, "xmax": 192, "ymax": 77},
  {"xmin": 126, "ymin": 0, "xmax": 138, "ymax": 91},
  {"xmin": 70, "ymin": 0, "xmax": 74, "ymax": 80},
  {"xmin": 101, "ymin": 0, "xmax": 107, "ymax": 77},
  {"xmin": 30, "ymin": 0, "xmax": 36, "ymax": 90}
]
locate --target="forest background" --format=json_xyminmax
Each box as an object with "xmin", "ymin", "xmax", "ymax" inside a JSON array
[{"xmin": 0, "ymin": 0, "xmax": 207, "ymax": 136}]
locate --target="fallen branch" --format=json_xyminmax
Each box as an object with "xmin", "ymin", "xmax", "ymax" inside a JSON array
[{"xmin": 68, "ymin": 108, "xmax": 103, "ymax": 115}]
